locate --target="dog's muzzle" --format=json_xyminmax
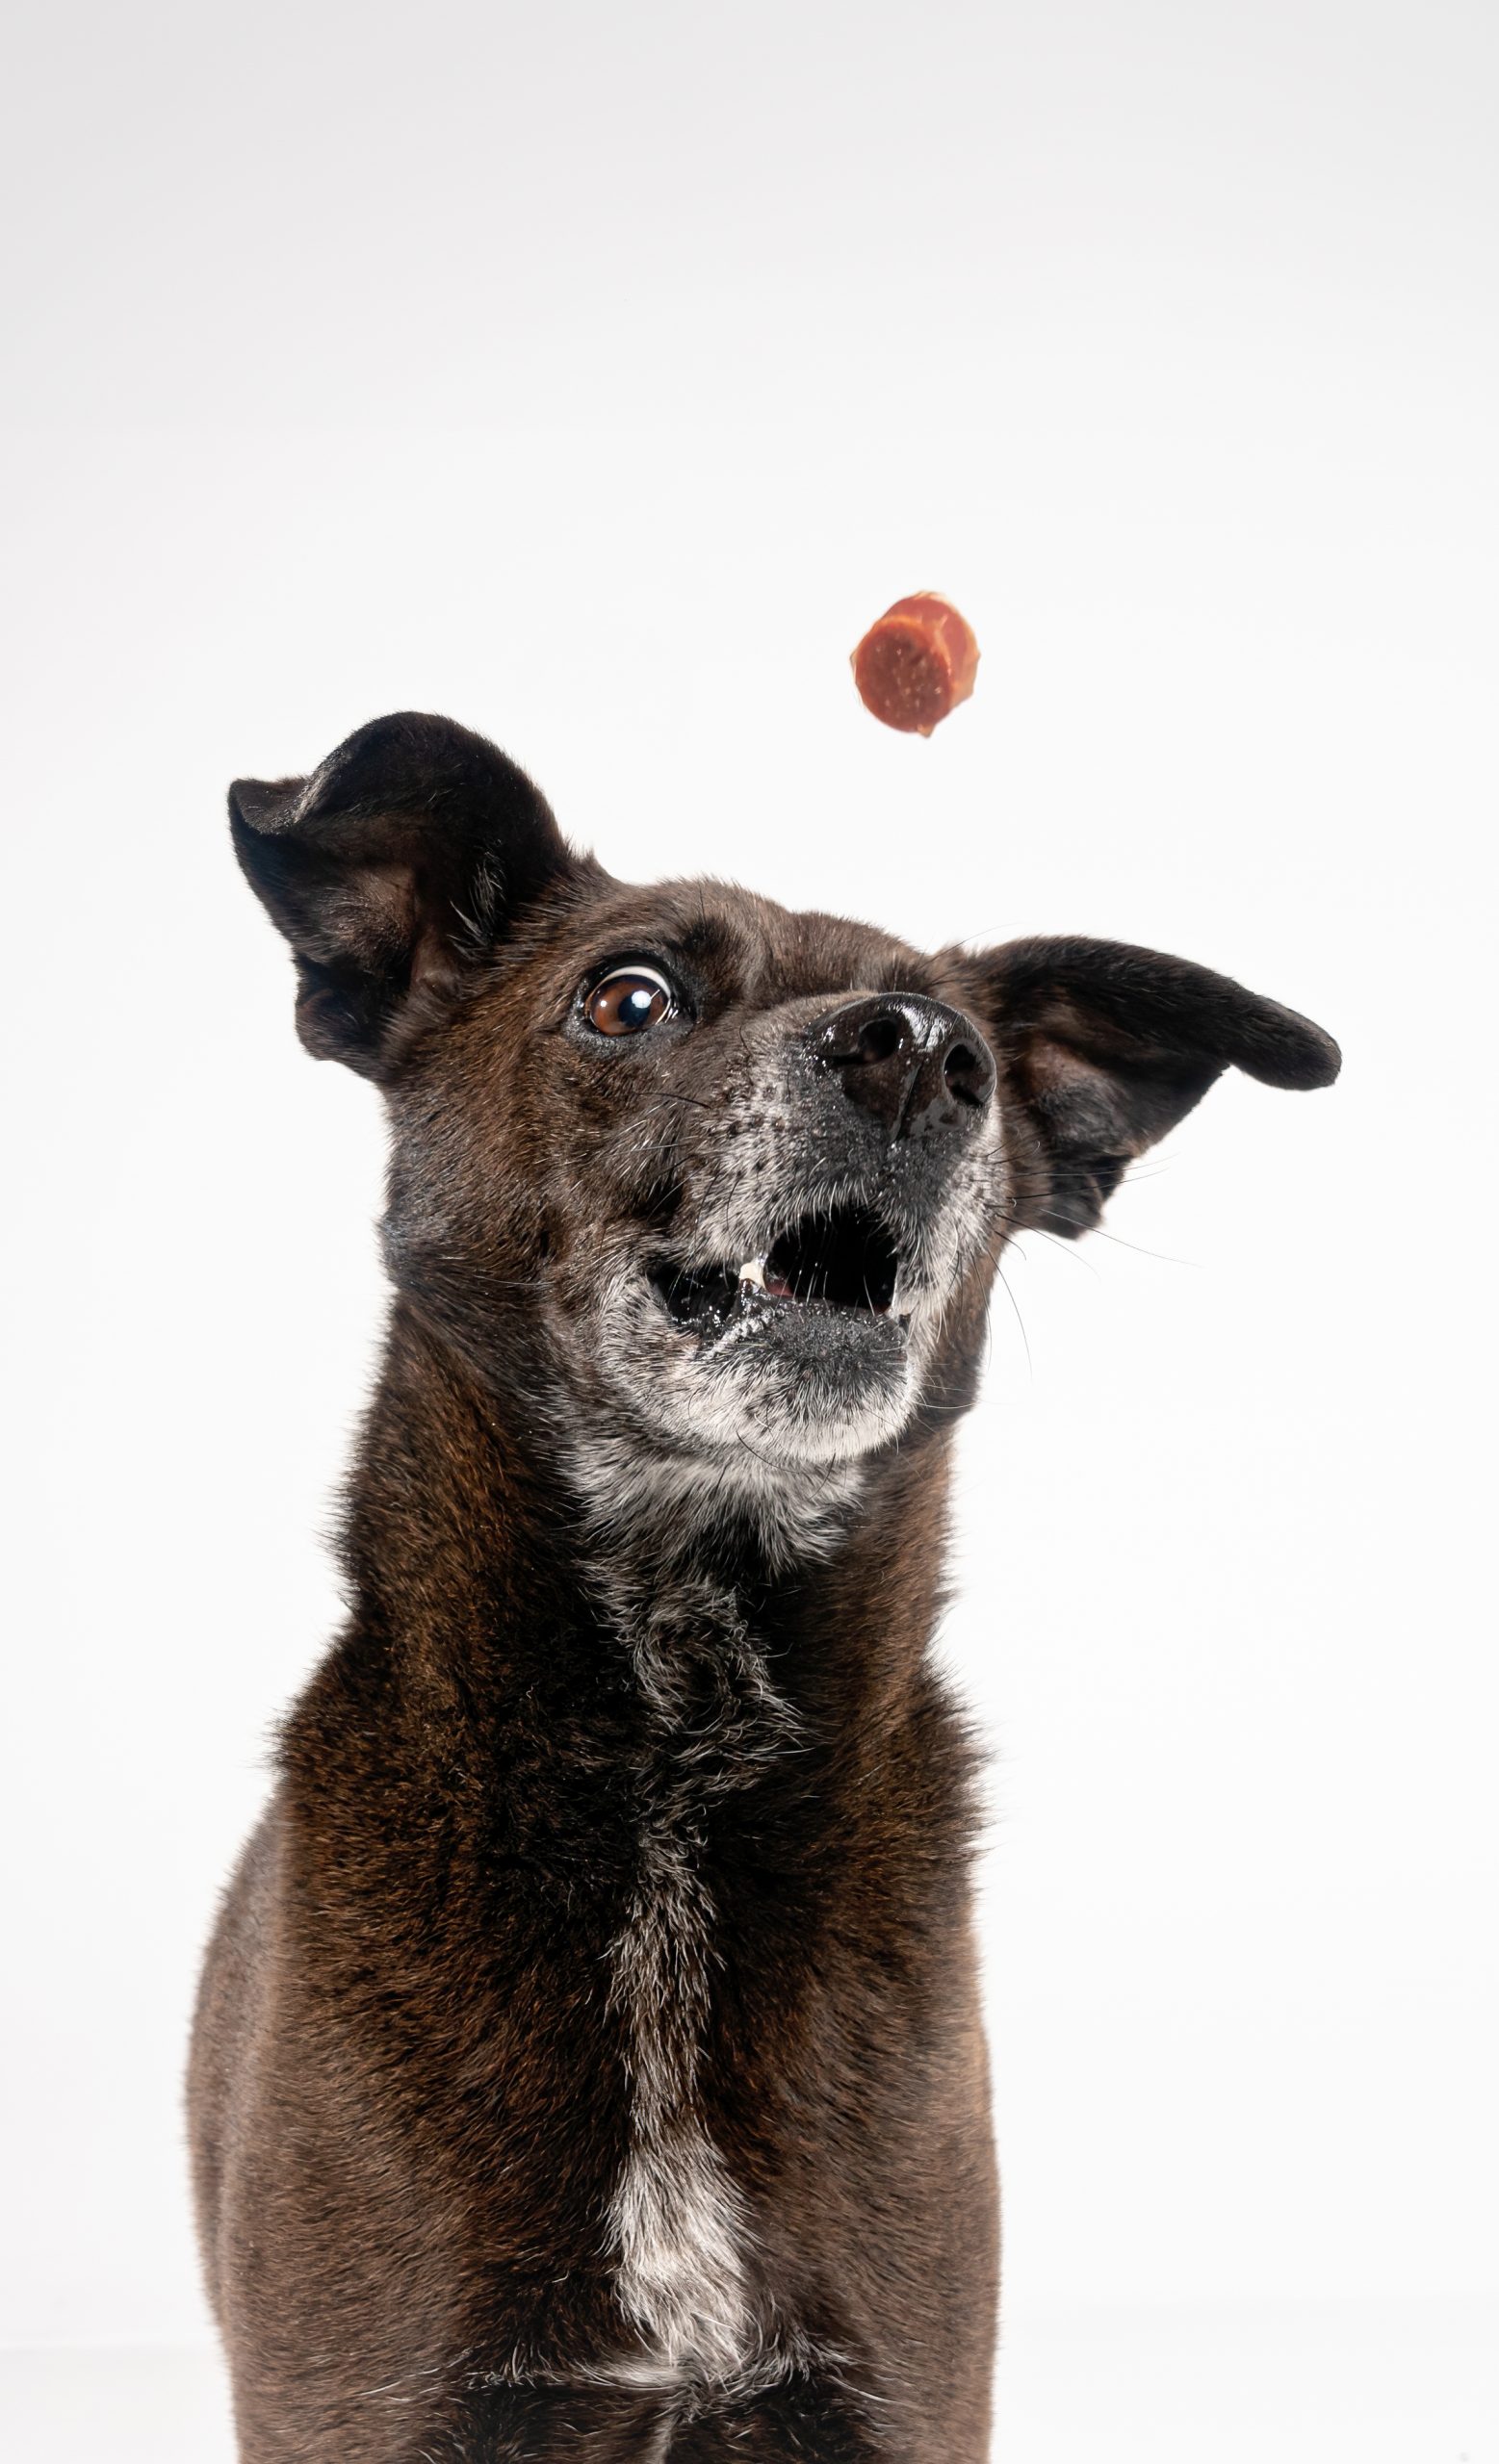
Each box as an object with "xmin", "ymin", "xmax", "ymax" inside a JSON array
[{"xmin": 647, "ymin": 993, "xmax": 997, "ymax": 1349}]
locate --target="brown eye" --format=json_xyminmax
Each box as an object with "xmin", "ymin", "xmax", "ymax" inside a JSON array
[{"xmin": 583, "ymin": 965, "xmax": 675, "ymax": 1037}]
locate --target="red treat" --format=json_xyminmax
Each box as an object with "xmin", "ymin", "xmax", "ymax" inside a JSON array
[{"xmin": 851, "ymin": 591, "xmax": 979, "ymax": 735}]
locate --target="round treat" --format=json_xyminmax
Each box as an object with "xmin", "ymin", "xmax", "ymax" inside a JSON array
[{"xmin": 851, "ymin": 592, "xmax": 979, "ymax": 735}]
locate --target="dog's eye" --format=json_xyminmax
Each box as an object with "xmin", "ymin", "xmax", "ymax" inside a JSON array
[{"xmin": 582, "ymin": 965, "xmax": 676, "ymax": 1037}]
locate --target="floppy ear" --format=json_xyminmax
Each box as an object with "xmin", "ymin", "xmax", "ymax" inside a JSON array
[
  {"xmin": 962, "ymin": 937, "xmax": 1340, "ymax": 1236},
  {"xmin": 228, "ymin": 711, "xmax": 577, "ymax": 1078}
]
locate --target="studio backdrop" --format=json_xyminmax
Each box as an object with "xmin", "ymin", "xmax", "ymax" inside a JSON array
[{"xmin": 3, "ymin": 3, "xmax": 1495, "ymax": 2458}]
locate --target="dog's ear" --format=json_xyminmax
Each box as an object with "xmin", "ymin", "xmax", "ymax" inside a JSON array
[
  {"xmin": 960, "ymin": 937, "xmax": 1340, "ymax": 1236},
  {"xmin": 229, "ymin": 711, "xmax": 577, "ymax": 1078}
]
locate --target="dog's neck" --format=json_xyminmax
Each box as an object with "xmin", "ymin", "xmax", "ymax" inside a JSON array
[{"xmin": 340, "ymin": 1296, "xmax": 950, "ymax": 1725}]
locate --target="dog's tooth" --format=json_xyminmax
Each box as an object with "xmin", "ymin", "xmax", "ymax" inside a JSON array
[{"xmin": 738, "ymin": 1256, "xmax": 767, "ymax": 1290}]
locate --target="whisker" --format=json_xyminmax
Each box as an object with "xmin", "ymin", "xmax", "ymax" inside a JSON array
[{"xmin": 994, "ymin": 1262, "xmax": 1033, "ymax": 1378}]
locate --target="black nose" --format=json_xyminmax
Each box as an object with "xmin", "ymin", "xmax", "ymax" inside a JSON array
[{"xmin": 809, "ymin": 992, "xmax": 995, "ymax": 1142}]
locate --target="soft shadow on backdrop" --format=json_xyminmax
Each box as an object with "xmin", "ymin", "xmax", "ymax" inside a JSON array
[{"xmin": 3, "ymin": 2, "xmax": 1495, "ymax": 2455}]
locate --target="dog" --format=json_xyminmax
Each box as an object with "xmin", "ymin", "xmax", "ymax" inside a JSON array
[{"xmin": 189, "ymin": 710, "xmax": 1339, "ymax": 2462}]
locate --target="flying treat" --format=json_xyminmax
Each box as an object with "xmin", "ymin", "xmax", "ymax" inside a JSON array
[{"xmin": 851, "ymin": 591, "xmax": 979, "ymax": 735}]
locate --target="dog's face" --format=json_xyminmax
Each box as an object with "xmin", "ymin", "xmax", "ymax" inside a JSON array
[
  {"xmin": 420, "ymin": 878, "xmax": 1007, "ymax": 1482},
  {"xmin": 232, "ymin": 714, "xmax": 1338, "ymax": 1534}
]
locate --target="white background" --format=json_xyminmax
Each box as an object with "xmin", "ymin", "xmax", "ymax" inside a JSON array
[{"xmin": 3, "ymin": 1, "xmax": 1496, "ymax": 2455}]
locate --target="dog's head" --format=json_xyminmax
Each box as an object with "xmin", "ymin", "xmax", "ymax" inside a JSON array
[{"xmin": 232, "ymin": 713, "xmax": 1338, "ymax": 1544}]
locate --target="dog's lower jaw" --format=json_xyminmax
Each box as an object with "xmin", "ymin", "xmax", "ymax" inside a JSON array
[
  {"xmin": 586, "ymin": 1274, "xmax": 917, "ymax": 1463},
  {"xmin": 552, "ymin": 1267, "xmax": 937, "ymax": 1572}
]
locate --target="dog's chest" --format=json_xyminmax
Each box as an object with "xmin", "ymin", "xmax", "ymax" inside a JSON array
[{"xmin": 601, "ymin": 1578, "xmax": 799, "ymax": 2379}]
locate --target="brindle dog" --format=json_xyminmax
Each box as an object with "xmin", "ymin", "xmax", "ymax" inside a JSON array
[{"xmin": 190, "ymin": 712, "xmax": 1338, "ymax": 2462}]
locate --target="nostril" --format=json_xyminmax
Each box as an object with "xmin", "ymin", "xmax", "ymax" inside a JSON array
[
  {"xmin": 943, "ymin": 1041, "xmax": 991, "ymax": 1108},
  {"xmin": 856, "ymin": 1015, "xmax": 904, "ymax": 1065}
]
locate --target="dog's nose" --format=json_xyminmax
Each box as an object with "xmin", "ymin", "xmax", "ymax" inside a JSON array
[{"xmin": 809, "ymin": 992, "xmax": 995, "ymax": 1142}]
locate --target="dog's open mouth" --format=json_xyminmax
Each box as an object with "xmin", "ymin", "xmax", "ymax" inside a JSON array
[{"xmin": 650, "ymin": 1204, "xmax": 902, "ymax": 1339}]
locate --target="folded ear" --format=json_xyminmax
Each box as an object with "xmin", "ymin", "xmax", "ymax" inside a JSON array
[
  {"xmin": 229, "ymin": 711, "xmax": 578, "ymax": 1078},
  {"xmin": 961, "ymin": 937, "xmax": 1341, "ymax": 1236}
]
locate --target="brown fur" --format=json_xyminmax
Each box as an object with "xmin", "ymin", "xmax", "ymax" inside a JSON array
[{"xmin": 190, "ymin": 713, "xmax": 1337, "ymax": 2460}]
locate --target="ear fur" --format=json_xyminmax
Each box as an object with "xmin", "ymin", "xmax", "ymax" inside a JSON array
[
  {"xmin": 963, "ymin": 936, "xmax": 1340, "ymax": 1236},
  {"xmin": 229, "ymin": 712, "xmax": 576, "ymax": 1077}
]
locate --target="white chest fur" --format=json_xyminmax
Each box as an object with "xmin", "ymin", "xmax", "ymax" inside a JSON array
[{"xmin": 602, "ymin": 1579, "xmax": 797, "ymax": 2379}]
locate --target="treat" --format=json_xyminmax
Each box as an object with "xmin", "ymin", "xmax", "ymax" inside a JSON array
[{"xmin": 851, "ymin": 592, "xmax": 979, "ymax": 735}]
